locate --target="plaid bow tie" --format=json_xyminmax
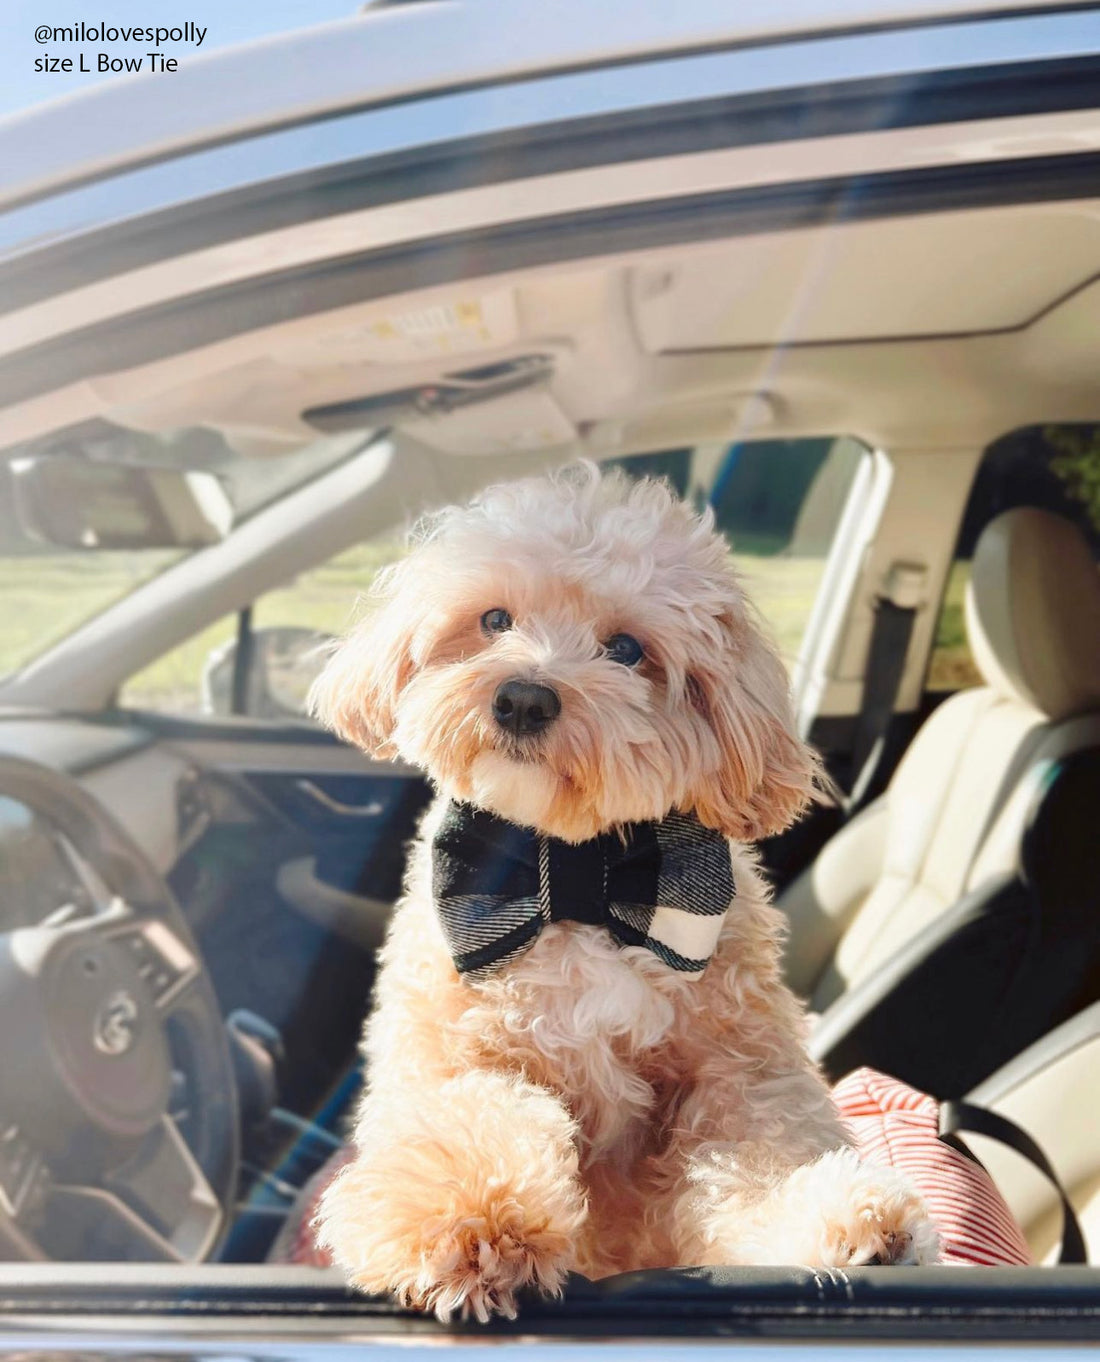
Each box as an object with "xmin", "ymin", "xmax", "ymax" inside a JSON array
[{"xmin": 431, "ymin": 801, "xmax": 734, "ymax": 982}]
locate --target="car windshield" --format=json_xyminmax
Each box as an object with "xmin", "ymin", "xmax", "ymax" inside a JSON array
[{"xmin": 0, "ymin": 421, "xmax": 373, "ymax": 678}]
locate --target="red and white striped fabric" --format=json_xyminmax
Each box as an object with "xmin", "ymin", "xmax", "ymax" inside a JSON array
[{"xmin": 835, "ymin": 1066, "xmax": 1032, "ymax": 1266}]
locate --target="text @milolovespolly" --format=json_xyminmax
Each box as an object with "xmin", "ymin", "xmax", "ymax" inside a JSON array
[{"xmin": 32, "ymin": 21, "xmax": 207, "ymax": 77}]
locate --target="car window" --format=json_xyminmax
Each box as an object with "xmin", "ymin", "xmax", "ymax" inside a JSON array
[
  {"xmin": 120, "ymin": 612, "xmax": 239, "ymax": 714},
  {"xmin": 705, "ymin": 436, "xmax": 868, "ymax": 668},
  {"xmin": 121, "ymin": 441, "xmax": 869, "ymax": 719},
  {"xmin": 119, "ymin": 536, "xmax": 407, "ymax": 716},
  {"xmin": 0, "ymin": 423, "xmax": 374, "ymax": 684},
  {"xmin": 7, "ymin": 0, "xmax": 1100, "ymax": 1315},
  {"xmin": 1, "ymin": 547, "xmax": 186, "ymax": 681},
  {"xmin": 926, "ymin": 424, "xmax": 1100, "ymax": 692}
]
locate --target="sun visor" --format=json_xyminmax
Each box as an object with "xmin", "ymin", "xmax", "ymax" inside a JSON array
[{"xmin": 303, "ymin": 351, "xmax": 577, "ymax": 454}]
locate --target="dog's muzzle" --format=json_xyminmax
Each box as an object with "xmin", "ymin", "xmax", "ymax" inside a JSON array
[{"xmin": 492, "ymin": 679, "xmax": 561, "ymax": 736}]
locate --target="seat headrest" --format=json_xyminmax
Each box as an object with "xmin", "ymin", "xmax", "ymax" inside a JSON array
[{"xmin": 966, "ymin": 508, "xmax": 1100, "ymax": 721}]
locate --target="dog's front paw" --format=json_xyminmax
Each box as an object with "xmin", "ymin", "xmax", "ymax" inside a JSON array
[
  {"xmin": 803, "ymin": 1149, "xmax": 940, "ymax": 1268},
  {"xmin": 402, "ymin": 1202, "xmax": 574, "ymax": 1321},
  {"xmin": 818, "ymin": 1189, "xmax": 935, "ymax": 1267},
  {"xmin": 315, "ymin": 1132, "xmax": 584, "ymax": 1320}
]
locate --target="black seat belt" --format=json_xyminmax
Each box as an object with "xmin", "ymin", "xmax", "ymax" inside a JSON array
[
  {"xmin": 940, "ymin": 1099, "xmax": 1088, "ymax": 1265},
  {"xmin": 845, "ymin": 563, "xmax": 926, "ymax": 815}
]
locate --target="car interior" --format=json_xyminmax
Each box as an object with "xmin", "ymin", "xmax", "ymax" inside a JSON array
[{"xmin": 2, "ymin": 189, "xmax": 1100, "ymax": 1282}]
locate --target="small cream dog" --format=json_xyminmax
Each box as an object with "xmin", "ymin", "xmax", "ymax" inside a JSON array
[{"xmin": 310, "ymin": 464, "xmax": 938, "ymax": 1320}]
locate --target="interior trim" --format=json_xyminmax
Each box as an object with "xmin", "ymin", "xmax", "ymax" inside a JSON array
[
  {"xmin": 0, "ymin": 715, "xmax": 154, "ymax": 776},
  {"xmin": 2, "ymin": 150, "xmax": 1098, "ymax": 417},
  {"xmin": 97, "ymin": 710, "xmax": 348, "ymax": 748},
  {"xmin": 7, "ymin": 105, "xmax": 1100, "ymax": 370},
  {"xmin": 0, "ymin": 1264, "xmax": 1098, "ymax": 1341},
  {"xmin": 662, "ymin": 268, "xmax": 1100, "ymax": 353}
]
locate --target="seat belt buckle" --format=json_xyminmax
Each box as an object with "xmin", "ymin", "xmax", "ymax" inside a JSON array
[{"xmin": 879, "ymin": 561, "xmax": 928, "ymax": 611}]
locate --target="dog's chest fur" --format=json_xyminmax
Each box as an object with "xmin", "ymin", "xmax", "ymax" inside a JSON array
[
  {"xmin": 398, "ymin": 817, "xmax": 767, "ymax": 1166},
  {"xmin": 452, "ymin": 922, "xmax": 707, "ymax": 1163}
]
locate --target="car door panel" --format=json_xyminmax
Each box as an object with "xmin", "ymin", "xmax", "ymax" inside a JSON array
[{"xmin": 93, "ymin": 717, "xmax": 429, "ymax": 1114}]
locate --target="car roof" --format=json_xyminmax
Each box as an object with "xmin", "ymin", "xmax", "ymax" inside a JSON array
[{"xmin": 0, "ymin": 0, "xmax": 1078, "ymax": 208}]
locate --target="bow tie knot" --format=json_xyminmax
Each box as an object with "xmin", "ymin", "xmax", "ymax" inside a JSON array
[{"xmin": 431, "ymin": 802, "xmax": 734, "ymax": 981}]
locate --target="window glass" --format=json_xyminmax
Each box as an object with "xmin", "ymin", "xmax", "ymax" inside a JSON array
[
  {"xmin": 1, "ymin": 549, "xmax": 184, "ymax": 680},
  {"xmin": 121, "ymin": 614, "xmax": 238, "ymax": 713},
  {"xmin": 926, "ymin": 425, "xmax": 1100, "ymax": 691},
  {"xmin": 246, "ymin": 536, "xmax": 409, "ymax": 717},
  {"xmin": 250, "ymin": 537, "xmax": 408, "ymax": 639},
  {"xmin": 121, "ymin": 538, "xmax": 407, "ymax": 716},
  {"xmin": 616, "ymin": 437, "xmax": 868, "ymax": 667}
]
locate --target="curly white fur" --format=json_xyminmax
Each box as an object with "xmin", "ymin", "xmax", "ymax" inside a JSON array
[{"xmin": 310, "ymin": 464, "xmax": 939, "ymax": 1320}]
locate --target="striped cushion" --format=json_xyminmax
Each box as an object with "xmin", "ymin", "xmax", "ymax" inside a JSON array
[{"xmin": 835, "ymin": 1066, "xmax": 1032, "ymax": 1266}]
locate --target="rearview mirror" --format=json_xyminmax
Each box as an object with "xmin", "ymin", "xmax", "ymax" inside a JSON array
[{"xmin": 10, "ymin": 456, "xmax": 232, "ymax": 549}]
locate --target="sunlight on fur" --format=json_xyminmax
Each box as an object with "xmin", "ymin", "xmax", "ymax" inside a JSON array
[{"xmin": 309, "ymin": 463, "xmax": 938, "ymax": 1320}]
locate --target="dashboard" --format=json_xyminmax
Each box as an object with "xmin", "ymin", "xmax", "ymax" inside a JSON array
[{"xmin": 0, "ymin": 715, "xmax": 184, "ymax": 875}]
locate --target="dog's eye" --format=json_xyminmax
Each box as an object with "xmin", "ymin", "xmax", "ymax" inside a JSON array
[
  {"xmin": 481, "ymin": 608, "xmax": 513, "ymax": 636},
  {"xmin": 604, "ymin": 633, "xmax": 644, "ymax": 667}
]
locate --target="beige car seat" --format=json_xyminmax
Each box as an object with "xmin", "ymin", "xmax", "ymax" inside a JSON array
[
  {"xmin": 964, "ymin": 1000, "xmax": 1100, "ymax": 1265},
  {"xmin": 781, "ymin": 507, "xmax": 1100, "ymax": 1015}
]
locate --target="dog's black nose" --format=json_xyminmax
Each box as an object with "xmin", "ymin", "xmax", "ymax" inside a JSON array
[{"xmin": 492, "ymin": 679, "xmax": 561, "ymax": 736}]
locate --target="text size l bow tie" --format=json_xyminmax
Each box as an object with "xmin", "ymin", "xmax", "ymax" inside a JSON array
[{"xmin": 431, "ymin": 801, "xmax": 734, "ymax": 982}]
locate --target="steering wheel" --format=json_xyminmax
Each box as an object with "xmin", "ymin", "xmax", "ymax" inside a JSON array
[{"xmin": 0, "ymin": 754, "xmax": 239, "ymax": 1262}]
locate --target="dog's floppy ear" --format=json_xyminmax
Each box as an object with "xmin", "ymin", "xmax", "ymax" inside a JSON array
[
  {"xmin": 308, "ymin": 565, "xmax": 417, "ymax": 757},
  {"xmin": 688, "ymin": 607, "xmax": 822, "ymax": 842}
]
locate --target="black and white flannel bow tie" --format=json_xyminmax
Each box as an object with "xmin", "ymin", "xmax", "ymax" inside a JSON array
[{"xmin": 431, "ymin": 801, "xmax": 734, "ymax": 982}]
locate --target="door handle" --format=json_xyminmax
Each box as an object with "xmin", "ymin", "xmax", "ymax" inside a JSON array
[{"xmin": 295, "ymin": 779, "xmax": 385, "ymax": 818}]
